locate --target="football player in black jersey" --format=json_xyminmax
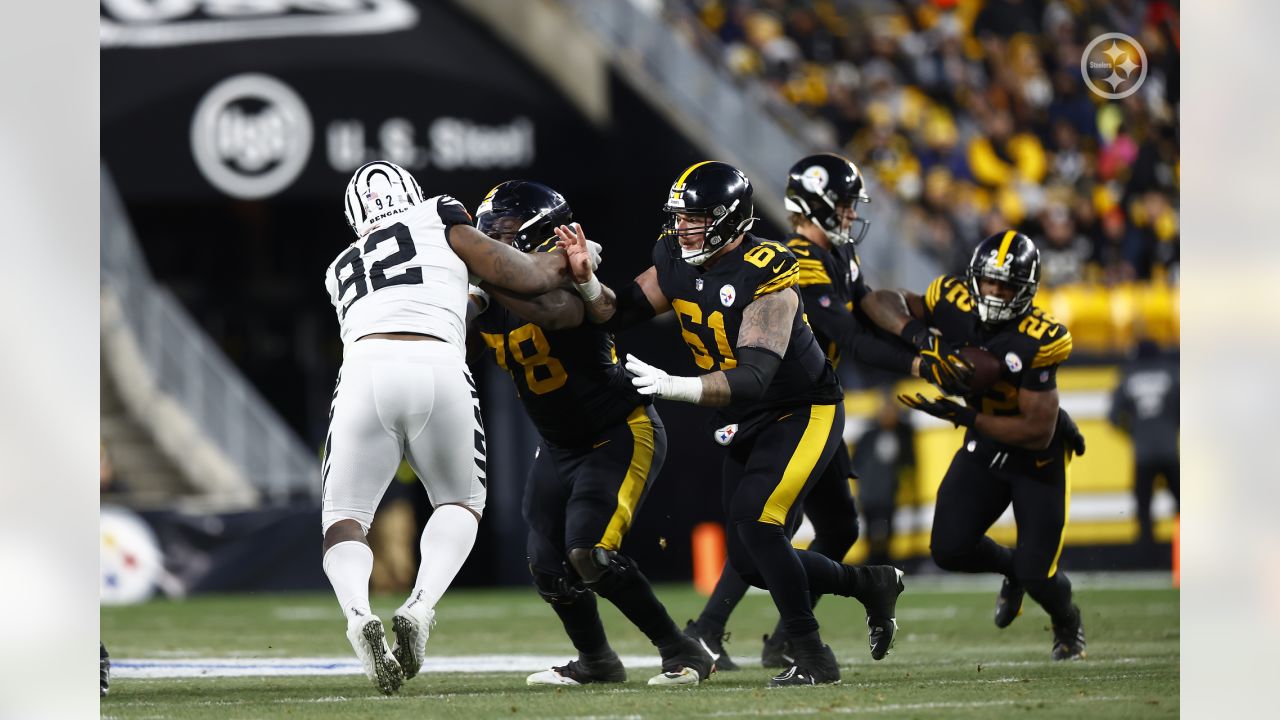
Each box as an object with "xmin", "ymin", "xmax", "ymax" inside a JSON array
[
  {"xmin": 468, "ymin": 181, "xmax": 713, "ymax": 687},
  {"xmin": 862, "ymin": 230, "xmax": 1089, "ymax": 661},
  {"xmin": 684, "ymin": 154, "xmax": 933, "ymax": 671},
  {"xmin": 556, "ymin": 161, "xmax": 905, "ymax": 687}
]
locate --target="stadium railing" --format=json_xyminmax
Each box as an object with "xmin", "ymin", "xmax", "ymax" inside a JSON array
[
  {"xmin": 100, "ymin": 165, "xmax": 320, "ymax": 504},
  {"xmin": 560, "ymin": 0, "xmax": 936, "ymax": 289}
]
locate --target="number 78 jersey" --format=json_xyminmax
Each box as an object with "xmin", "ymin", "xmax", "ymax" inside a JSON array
[{"xmin": 324, "ymin": 196, "xmax": 476, "ymax": 348}]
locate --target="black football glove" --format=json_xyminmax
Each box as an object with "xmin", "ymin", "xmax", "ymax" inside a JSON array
[
  {"xmin": 1057, "ymin": 409, "xmax": 1086, "ymax": 456},
  {"xmin": 901, "ymin": 320, "xmax": 974, "ymax": 396},
  {"xmin": 898, "ymin": 393, "xmax": 978, "ymax": 428}
]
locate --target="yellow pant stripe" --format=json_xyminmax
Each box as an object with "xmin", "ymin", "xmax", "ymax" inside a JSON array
[
  {"xmin": 758, "ymin": 404, "xmax": 837, "ymax": 526},
  {"xmin": 1047, "ymin": 447, "xmax": 1073, "ymax": 577},
  {"xmin": 597, "ymin": 407, "xmax": 655, "ymax": 550}
]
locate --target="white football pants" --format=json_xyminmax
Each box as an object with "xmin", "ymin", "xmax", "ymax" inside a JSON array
[{"xmin": 321, "ymin": 339, "xmax": 486, "ymax": 534}]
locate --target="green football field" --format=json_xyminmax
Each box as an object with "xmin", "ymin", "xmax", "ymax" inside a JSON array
[{"xmin": 100, "ymin": 573, "xmax": 1178, "ymax": 719}]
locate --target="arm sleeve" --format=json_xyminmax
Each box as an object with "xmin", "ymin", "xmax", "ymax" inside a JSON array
[
  {"xmin": 597, "ymin": 280, "xmax": 657, "ymax": 331},
  {"xmin": 802, "ymin": 285, "xmax": 916, "ymax": 375},
  {"xmin": 722, "ymin": 346, "xmax": 784, "ymax": 403}
]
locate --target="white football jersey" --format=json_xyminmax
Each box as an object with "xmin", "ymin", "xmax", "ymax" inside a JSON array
[{"xmin": 325, "ymin": 194, "xmax": 474, "ymax": 347}]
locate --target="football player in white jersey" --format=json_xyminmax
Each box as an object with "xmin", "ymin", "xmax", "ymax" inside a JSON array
[{"xmin": 321, "ymin": 160, "xmax": 574, "ymax": 694}]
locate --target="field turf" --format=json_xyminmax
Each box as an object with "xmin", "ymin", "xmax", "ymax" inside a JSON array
[{"xmin": 100, "ymin": 573, "xmax": 1177, "ymax": 718}]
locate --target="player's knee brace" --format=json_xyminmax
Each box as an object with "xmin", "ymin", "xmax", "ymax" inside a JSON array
[
  {"xmin": 567, "ymin": 547, "xmax": 636, "ymax": 597},
  {"xmin": 530, "ymin": 567, "xmax": 586, "ymax": 606}
]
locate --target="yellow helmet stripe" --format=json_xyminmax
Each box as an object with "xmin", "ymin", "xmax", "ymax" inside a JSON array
[
  {"xmin": 675, "ymin": 160, "xmax": 716, "ymax": 187},
  {"xmin": 994, "ymin": 229, "xmax": 1017, "ymax": 268}
]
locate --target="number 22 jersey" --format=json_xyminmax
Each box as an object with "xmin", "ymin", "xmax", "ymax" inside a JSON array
[
  {"xmin": 653, "ymin": 233, "xmax": 843, "ymax": 442},
  {"xmin": 922, "ymin": 274, "xmax": 1073, "ymax": 455},
  {"xmin": 324, "ymin": 195, "xmax": 475, "ymax": 348}
]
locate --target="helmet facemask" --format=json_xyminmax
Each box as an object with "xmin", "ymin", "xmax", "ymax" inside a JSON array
[
  {"xmin": 783, "ymin": 156, "xmax": 872, "ymax": 247},
  {"xmin": 968, "ymin": 259, "xmax": 1038, "ymax": 325},
  {"xmin": 474, "ymin": 181, "xmax": 572, "ymax": 253},
  {"xmin": 663, "ymin": 203, "xmax": 753, "ymax": 266}
]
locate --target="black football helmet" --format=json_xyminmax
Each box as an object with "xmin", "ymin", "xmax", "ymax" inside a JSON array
[
  {"xmin": 662, "ymin": 161, "xmax": 755, "ymax": 265},
  {"xmin": 783, "ymin": 153, "xmax": 871, "ymax": 246},
  {"xmin": 966, "ymin": 230, "xmax": 1041, "ymax": 325},
  {"xmin": 475, "ymin": 180, "xmax": 572, "ymax": 252}
]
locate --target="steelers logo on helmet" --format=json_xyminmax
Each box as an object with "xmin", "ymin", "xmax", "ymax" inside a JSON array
[
  {"xmin": 784, "ymin": 153, "xmax": 871, "ymax": 246},
  {"xmin": 800, "ymin": 165, "xmax": 830, "ymax": 194},
  {"xmin": 662, "ymin": 161, "xmax": 755, "ymax": 266}
]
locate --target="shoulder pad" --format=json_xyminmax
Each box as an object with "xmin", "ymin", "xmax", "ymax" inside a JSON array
[
  {"xmin": 435, "ymin": 195, "xmax": 473, "ymax": 227},
  {"xmin": 924, "ymin": 274, "xmax": 962, "ymax": 313},
  {"xmin": 746, "ymin": 239, "xmax": 800, "ymax": 299},
  {"xmin": 1029, "ymin": 310, "xmax": 1073, "ymax": 367},
  {"xmin": 786, "ymin": 238, "xmax": 832, "ymax": 287}
]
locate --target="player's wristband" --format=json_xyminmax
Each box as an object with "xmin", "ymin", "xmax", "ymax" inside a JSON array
[
  {"xmin": 663, "ymin": 374, "xmax": 704, "ymax": 403},
  {"xmin": 575, "ymin": 274, "xmax": 602, "ymax": 302},
  {"xmin": 467, "ymin": 284, "xmax": 490, "ymax": 313},
  {"xmin": 900, "ymin": 318, "xmax": 930, "ymax": 349}
]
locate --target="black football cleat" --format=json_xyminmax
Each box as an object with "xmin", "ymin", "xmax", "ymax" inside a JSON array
[
  {"xmin": 527, "ymin": 654, "xmax": 627, "ymax": 686},
  {"xmin": 683, "ymin": 620, "xmax": 739, "ymax": 671},
  {"xmin": 100, "ymin": 642, "xmax": 110, "ymax": 698},
  {"xmin": 994, "ymin": 576, "xmax": 1025, "ymax": 628},
  {"xmin": 648, "ymin": 635, "xmax": 714, "ymax": 686},
  {"xmin": 767, "ymin": 644, "xmax": 841, "ymax": 687},
  {"xmin": 760, "ymin": 632, "xmax": 794, "ymax": 669},
  {"xmin": 858, "ymin": 566, "xmax": 905, "ymax": 660},
  {"xmin": 1051, "ymin": 605, "xmax": 1087, "ymax": 661}
]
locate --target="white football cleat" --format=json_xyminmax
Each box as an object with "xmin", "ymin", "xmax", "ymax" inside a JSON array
[
  {"xmin": 391, "ymin": 593, "xmax": 436, "ymax": 680},
  {"xmin": 346, "ymin": 613, "xmax": 403, "ymax": 695},
  {"xmin": 527, "ymin": 657, "xmax": 626, "ymax": 686}
]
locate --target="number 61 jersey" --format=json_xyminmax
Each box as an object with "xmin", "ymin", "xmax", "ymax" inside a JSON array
[
  {"xmin": 324, "ymin": 195, "xmax": 476, "ymax": 348},
  {"xmin": 654, "ymin": 232, "xmax": 843, "ymax": 442}
]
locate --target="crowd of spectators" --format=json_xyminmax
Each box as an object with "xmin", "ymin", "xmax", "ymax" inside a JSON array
[{"xmin": 668, "ymin": 0, "xmax": 1179, "ymax": 289}]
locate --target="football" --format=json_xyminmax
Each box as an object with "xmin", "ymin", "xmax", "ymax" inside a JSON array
[{"xmin": 958, "ymin": 346, "xmax": 1003, "ymax": 394}]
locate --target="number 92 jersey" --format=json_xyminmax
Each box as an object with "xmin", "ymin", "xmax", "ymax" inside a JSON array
[
  {"xmin": 922, "ymin": 275, "xmax": 1073, "ymax": 448},
  {"xmin": 324, "ymin": 196, "xmax": 475, "ymax": 348},
  {"xmin": 654, "ymin": 233, "xmax": 842, "ymax": 440},
  {"xmin": 474, "ymin": 242, "xmax": 647, "ymax": 448}
]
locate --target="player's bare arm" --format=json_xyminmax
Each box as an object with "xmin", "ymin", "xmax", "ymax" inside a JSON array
[
  {"xmin": 972, "ymin": 386, "xmax": 1060, "ymax": 450},
  {"xmin": 694, "ymin": 288, "xmax": 796, "ymax": 407},
  {"xmin": 484, "ymin": 285, "xmax": 584, "ymax": 330},
  {"xmin": 555, "ymin": 223, "xmax": 671, "ymax": 325},
  {"xmin": 862, "ymin": 288, "xmax": 925, "ymax": 335},
  {"xmin": 448, "ymin": 223, "xmax": 569, "ymax": 294}
]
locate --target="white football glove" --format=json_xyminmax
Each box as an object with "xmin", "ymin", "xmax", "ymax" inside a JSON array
[
  {"xmin": 625, "ymin": 353, "xmax": 703, "ymax": 403},
  {"xmin": 585, "ymin": 238, "xmax": 603, "ymax": 271},
  {"xmin": 467, "ymin": 283, "xmax": 490, "ymax": 313}
]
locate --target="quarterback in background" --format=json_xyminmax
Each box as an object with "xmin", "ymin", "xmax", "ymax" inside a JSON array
[
  {"xmin": 321, "ymin": 161, "xmax": 573, "ymax": 694},
  {"xmin": 863, "ymin": 230, "xmax": 1089, "ymax": 660}
]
